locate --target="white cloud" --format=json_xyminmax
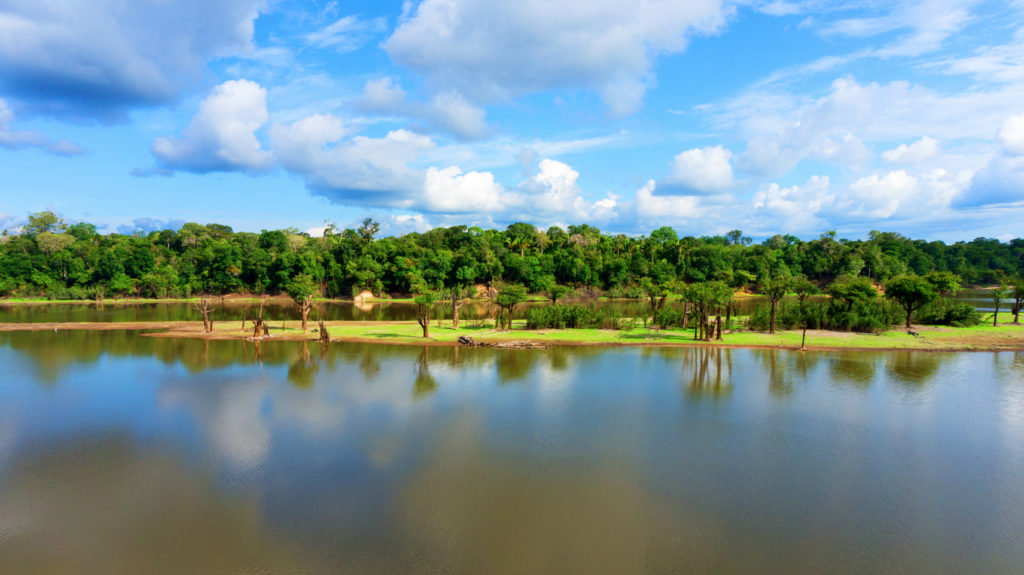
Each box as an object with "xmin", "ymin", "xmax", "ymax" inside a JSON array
[
  {"xmin": 357, "ymin": 79, "xmax": 487, "ymax": 140},
  {"xmin": 839, "ymin": 168, "xmax": 966, "ymax": 218},
  {"xmin": 0, "ymin": 98, "xmax": 83, "ymax": 155},
  {"xmin": 152, "ymin": 80, "xmax": 272, "ymax": 173},
  {"xmin": 358, "ymin": 77, "xmax": 408, "ymax": 113},
  {"xmin": 270, "ymin": 113, "xmax": 435, "ymax": 205},
  {"xmin": 422, "ymin": 166, "xmax": 505, "ymax": 213},
  {"xmin": 304, "ymin": 15, "xmax": 386, "ymax": 52},
  {"xmin": 882, "ymin": 136, "xmax": 939, "ymax": 163},
  {"xmin": 425, "ymin": 91, "xmax": 489, "ymax": 140},
  {"xmin": 997, "ymin": 114, "xmax": 1024, "ymax": 155},
  {"xmin": 0, "ymin": 0, "xmax": 266, "ymax": 119},
  {"xmin": 721, "ymin": 75, "xmax": 1022, "ymax": 177},
  {"xmin": 634, "ymin": 180, "xmax": 704, "ymax": 221},
  {"xmin": 666, "ymin": 146, "xmax": 734, "ymax": 192},
  {"xmin": 384, "ymin": 0, "xmax": 730, "ymax": 116},
  {"xmin": 752, "ymin": 175, "xmax": 831, "ymax": 233},
  {"xmin": 822, "ymin": 0, "xmax": 976, "ymax": 58}
]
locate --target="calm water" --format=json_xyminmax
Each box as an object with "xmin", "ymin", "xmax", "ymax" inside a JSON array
[
  {"xmin": 0, "ymin": 290, "xmax": 1005, "ymax": 324},
  {"xmin": 1, "ymin": 332, "xmax": 1023, "ymax": 574}
]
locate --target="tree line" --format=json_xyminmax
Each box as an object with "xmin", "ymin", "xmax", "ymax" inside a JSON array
[{"xmin": 2, "ymin": 211, "xmax": 1023, "ymax": 305}]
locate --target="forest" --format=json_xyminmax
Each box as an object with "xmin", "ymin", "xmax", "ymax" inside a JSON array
[
  {"xmin": 1, "ymin": 211, "xmax": 1022, "ymax": 302},
  {"xmin": 5, "ymin": 210, "xmax": 1024, "ymax": 335}
]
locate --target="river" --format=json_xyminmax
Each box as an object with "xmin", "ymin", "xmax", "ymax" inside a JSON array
[{"xmin": 1, "ymin": 331, "xmax": 1021, "ymax": 573}]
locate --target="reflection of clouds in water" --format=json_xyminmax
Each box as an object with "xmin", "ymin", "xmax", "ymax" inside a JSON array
[
  {"xmin": 0, "ymin": 415, "xmax": 18, "ymax": 471},
  {"xmin": 997, "ymin": 353, "xmax": 1024, "ymax": 439},
  {"xmin": 394, "ymin": 413, "xmax": 720, "ymax": 575},
  {"xmin": 0, "ymin": 438, "xmax": 324, "ymax": 575},
  {"xmin": 159, "ymin": 376, "xmax": 271, "ymax": 474}
]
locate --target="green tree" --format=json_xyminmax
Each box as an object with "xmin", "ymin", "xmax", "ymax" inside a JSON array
[
  {"xmin": 827, "ymin": 276, "xmax": 877, "ymax": 312},
  {"xmin": 991, "ymin": 284, "xmax": 1008, "ymax": 327},
  {"xmin": 495, "ymin": 284, "xmax": 528, "ymax": 330},
  {"xmin": 413, "ymin": 292, "xmax": 436, "ymax": 338},
  {"xmin": 285, "ymin": 273, "xmax": 318, "ymax": 330},
  {"xmin": 792, "ymin": 276, "xmax": 820, "ymax": 349},
  {"xmin": 1011, "ymin": 279, "xmax": 1023, "ymax": 324},
  {"xmin": 759, "ymin": 271, "xmax": 792, "ymax": 334},
  {"xmin": 885, "ymin": 275, "xmax": 938, "ymax": 328}
]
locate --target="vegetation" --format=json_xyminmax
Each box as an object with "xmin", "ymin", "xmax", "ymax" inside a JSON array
[{"xmin": 2, "ymin": 212, "xmax": 1022, "ymax": 303}]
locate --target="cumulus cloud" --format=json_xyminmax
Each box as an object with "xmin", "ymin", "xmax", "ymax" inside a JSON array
[
  {"xmin": 0, "ymin": 0, "xmax": 265, "ymax": 119},
  {"xmin": 882, "ymin": 136, "xmax": 939, "ymax": 163},
  {"xmin": 752, "ymin": 175, "xmax": 831, "ymax": 233},
  {"xmin": 838, "ymin": 169, "xmax": 966, "ymax": 218},
  {"xmin": 358, "ymin": 78, "xmax": 488, "ymax": 140},
  {"xmin": 270, "ymin": 113, "xmax": 435, "ymax": 206},
  {"xmin": 422, "ymin": 166, "xmax": 505, "ymax": 213},
  {"xmin": 0, "ymin": 98, "xmax": 83, "ymax": 155},
  {"xmin": 997, "ymin": 114, "xmax": 1024, "ymax": 155},
  {"xmin": 358, "ymin": 77, "xmax": 408, "ymax": 113},
  {"xmin": 152, "ymin": 80, "xmax": 272, "ymax": 173},
  {"xmin": 384, "ymin": 0, "xmax": 730, "ymax": 116},
  {"xmin": 721, "ymin": 75, "xmax": 1019, "ymax": 177},
  {"xmin": 424, "ymin": 91, "xmax": 489, "ymax": 140},
  {"xmin": 664, "ymin": 146, "xmax": 734, "ymax": 193},
  {"xmin": 634, "ymin": 180, "xmax": 704, "ymax": 223},
  {"xmin": 116, "ymin": 218, "xmax": 186, "ymax": 235}
]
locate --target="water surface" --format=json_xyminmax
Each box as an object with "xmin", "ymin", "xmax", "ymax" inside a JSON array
[{"xmin": 1, "ymin": 332, "xmax": 1022, "ymax": 573}]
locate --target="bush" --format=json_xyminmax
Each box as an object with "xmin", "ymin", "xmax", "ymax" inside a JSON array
[
  {"xmin": 525, "ymin": 304, "xmax": 631, "ymax": 330},
  {"xmin": 747, "ymin": 300, "xmax": 903, "ymax": 333},
  {"xmin": 916, "ymin": 300, "xmax": 981, "ymax": 327}
]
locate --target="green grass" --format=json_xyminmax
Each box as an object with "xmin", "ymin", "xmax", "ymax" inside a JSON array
[{"xmin": 316, "ymin": 319, "xmax": 1024, "ymax": 350}]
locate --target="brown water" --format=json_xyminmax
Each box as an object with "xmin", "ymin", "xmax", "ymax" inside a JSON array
[{"xmin": 1, "ymin": 332, "xmax": 1022, "ymax": 573}]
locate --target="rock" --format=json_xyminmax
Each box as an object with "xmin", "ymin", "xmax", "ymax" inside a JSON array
[{"xmin": 457, "ymin": 336, "xmax": 474, "ymax": 345}]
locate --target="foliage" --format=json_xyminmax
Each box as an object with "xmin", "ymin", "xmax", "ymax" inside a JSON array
[
  {"xmin": 1, "ymin": 212, "xmax": 1021, "ymax": 306},
  {"xmin": 885, "ymin": 275, "xmax": 939, "ymax": 327}
]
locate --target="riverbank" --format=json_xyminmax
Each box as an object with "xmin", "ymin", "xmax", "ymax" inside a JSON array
[{"xmin": 3, "ymin": 319, "xmax": 1022, "ymax": 352}]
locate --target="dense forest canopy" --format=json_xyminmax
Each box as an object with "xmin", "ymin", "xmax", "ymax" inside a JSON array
[{"xmin": 1, "ymin": 212, "xmax": 1022, "ymax": 300}]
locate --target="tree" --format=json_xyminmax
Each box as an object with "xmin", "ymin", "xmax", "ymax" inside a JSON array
[
  {"xmin": 413, "ymin": 292, "xmax": 436, "ymax": 338},
  {"xmin": 885, "ymin": 275, "xmax": 938, "ymax": 328},
  {"xmin": 495, "ymin": 284, "xmax": 528, "ymax": 330},
  {"xmin": 991, "ymin": 284, "xmax": 1008, "ymax": 327},
  {"xmin": 925, "ymin": 271, "xmax": 961, "ymax": 297},
  {"xmin": 192, "ymin": 296, "xmax": 214, "ymax": 333},
  {"xmin": 827, "ymin": 276, "xmax": 877, "ymax": 312},
  {"xmin": 286, "ymin": 273, "xmax": 318, "ymax": 330},
  {"xmin": 25, "ymin": 211, "xmax": 67, "ymax": 235},
  {"xmin": 357, "ymin": 218, "xmax": 380, "ymax": 243},
  {"xmin": 1012, "ymin": 279, "xmax": 1023, "ymax": 324},
  {"xmin": 639, "ymin": 277, "xmax": 670, "ymax": 315},
  {"xmin": 792, "ymin": 276, "xmax": 820, "ymax": 349},
  {"xmin": 759, "ymin": 272, "xmax": 792, "ymax": 334}
]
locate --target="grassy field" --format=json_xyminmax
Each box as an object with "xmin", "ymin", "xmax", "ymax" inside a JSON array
[{"xmin": 6, "ymin": 315, "xmax": 1020, "ymax": 351}]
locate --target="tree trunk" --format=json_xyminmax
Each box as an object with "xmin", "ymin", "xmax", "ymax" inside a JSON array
[
  {"xmin": 769, "ymin": 300, "xmax": 777, "ymax": 334},
  {"xmin": 801, "ymin": 327, "xmax": 807, "ymax": 350},
  {"xmin": 422, "ymin": 322, "xmax": 429, "ymax": 338},
  {"xmin": 715, "ymin": 309, "xmax": 722, "ymax": 341},
  {"xmin": 993, "ymin": 301, "xmax": 999, "ymax": 327},
  {"xmin": 725, "ymin": 302, "xmax": 731, "ymax": 332},
  {"xmin": 300, "ymin": 300, "xmax": 312, "ymax": 331},
  {"xmin": 318, "ymin": 320, "xmax": 330, "ymax": 343},
  {"xmin": 451, "ymin": 296, "xmax": 463, "ymax": 329},
  {"xmin": 682, "ymin": 301, "xmax": 689, "ymax": 329},
  {"xmin": 905, "ymin": 307, "xmax": 913, "ymax": 328}
]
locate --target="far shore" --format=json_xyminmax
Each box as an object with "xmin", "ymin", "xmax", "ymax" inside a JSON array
[{"xmin": 3, "ymin": 318, "xmax": 1022, "ymax": 353}]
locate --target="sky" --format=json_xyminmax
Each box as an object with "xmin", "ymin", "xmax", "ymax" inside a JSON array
[{"xmin": 0, "ymin": 0, "xmax": 1023, "ymax": 241}]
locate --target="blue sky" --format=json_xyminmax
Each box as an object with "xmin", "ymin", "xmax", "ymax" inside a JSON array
[{"xmin": 1, "ymin": 0, "xmax": 1023, "ymax": 241}]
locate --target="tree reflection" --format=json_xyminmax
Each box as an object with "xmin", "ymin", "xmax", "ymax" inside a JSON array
[
  {"xmin": 827, "ymin": 353, "xmax": 878, "ymax": 388},
  {"xmin": 413, "ymin": 347, "xmax": 438, "ymax": 398},
  {"xmin": 884, "ymin": 352, "xmax": 944, "ymax": 389},
  {"xmin": 287, "ymin": 341, "xmax": 319, "ymax": 388},
  {"xmin": 681, "ymin": 347, "xmax": 732, "ymax": 398}
]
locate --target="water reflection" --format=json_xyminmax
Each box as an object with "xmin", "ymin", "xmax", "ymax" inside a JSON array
[
  {"xmin": 3, "ymin": 335, "xmax": 1024, "ymax": 573},
  {"xmin": 0, "ymin": 437, "xmax": 321, "ymax": 575},
  {"xmin": 884, "ymin": 351, "xmax": 943, "ymax": 389},
  {"xmin": 682, "ymin": 347, "xmax": 733, "ymax": 398}
]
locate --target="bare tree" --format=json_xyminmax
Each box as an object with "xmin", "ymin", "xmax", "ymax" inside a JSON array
[{"xmin": 192, "ymin": 296, "xmax": 214, "ymax": 333}]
